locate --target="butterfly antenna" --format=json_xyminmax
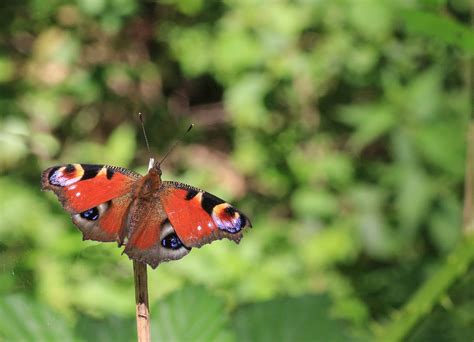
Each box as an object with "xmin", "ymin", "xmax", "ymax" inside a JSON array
[
  {"xmin": 158, "ymin": 124, "xmax": 194, "ymax": 166},
  {"xmin": 139, "ymin": 113, "xmax": 155, "ymax": 170}
]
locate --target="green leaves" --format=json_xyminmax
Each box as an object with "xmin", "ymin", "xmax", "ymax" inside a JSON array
[
  {"xmin": 121, "ymin": 289, "xmax": 349, "ymax": 341},
  {"xmin": 402, "ymin": 10, "xmax": 474, "ymax": 54},
  {"xmin": 152, "ymin": 286, "xmax": 233, "ymax": 341},
  {"xmin": 76, "ymin": 316, "xmax": 135, "ymax": 342},
  {"xmin": 234, "ymin": 295, "xmax": 350, "ymax": 342},
  {"xmin": 338, "ymin": 103, "xmax": 396, "ymax": 152},
  {"xmin": 0, "ymin": 287, "xmax": 352, "ymax": 341},
  {"xmin": 0, "ymin": 295, "xmax": 73, "ymax": 341}
]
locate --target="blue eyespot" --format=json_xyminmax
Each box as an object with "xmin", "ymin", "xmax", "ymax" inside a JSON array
[
  {"xmin": 80, "ymin": 207, "xmax": 99, "ymax": 221},
  {"xmin": 161, "ymin": 233, "xmax": 183, "ymax": 250}
]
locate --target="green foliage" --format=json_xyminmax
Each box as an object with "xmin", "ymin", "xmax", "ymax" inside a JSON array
[
  {"xmin": 151, "ymin": 286, "xmax": 233, "ymax": 341},
  {"xmin": 0, "ymin": 295, "xmax": 73, "ymax": 341},
  {"xmin": 234, "ymin": 295, "xmax": 350, "ymax": 341},
  {"xmin": 402, "ymin": 10, "xmax": 474, "ymax": 54},
  {"xmin": 0, "ymin": 0, "xmax": 472, "ymax": 340}
]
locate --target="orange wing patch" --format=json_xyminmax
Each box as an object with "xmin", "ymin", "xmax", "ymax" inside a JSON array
[
  {"xmin": 42, "ymin": 164, "xmax": 140, "ymax": 213},
  {"xmin": 160, "ymin": 182, "xmax": 251, "ymax": 248}
]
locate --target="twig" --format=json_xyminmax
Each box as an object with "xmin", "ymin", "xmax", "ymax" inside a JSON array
[
  {"xmin": 375, "ymin": 235, "xmax": 474, "ymax": 342},
  {"xmin": 133, "ymin": 260, "xmax": 151, "ymax": 342},
  {"xmin": 133, "ymin": 157, "xmax": 155, "ymax": 342}
]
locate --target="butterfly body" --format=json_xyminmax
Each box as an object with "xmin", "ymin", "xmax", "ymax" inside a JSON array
[{"xmin": 41, "ymin": 161, "xmax": 251, "ymax": 268}]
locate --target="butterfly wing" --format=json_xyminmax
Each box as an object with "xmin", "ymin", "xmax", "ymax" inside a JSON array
[
  {"xmin": 42, "ymin": 164, "xmax": 140, "ymax": 213},
  {"xmin": 41, "ymin": 163, "xmax": 141, "ymax": 242},
  {"xmin": 122, "ymin": 196, "xmax": 190, "ymax": 268},
  {"xmin": 159, "ymin": 181, "xmax": 252, "ymax": 248}
]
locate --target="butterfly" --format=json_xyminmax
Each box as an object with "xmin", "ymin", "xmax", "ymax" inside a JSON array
[{"xmin": 41, "ymin": 160, "xmax": 251, "ymax": 268}]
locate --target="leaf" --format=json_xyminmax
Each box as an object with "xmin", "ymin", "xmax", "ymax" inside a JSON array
[
  {"xmin": 428, "ymin": 195, "xmax": 462, "ymax": 254},
  {"xmin": 395, "ymin": 165, "xmax": 433, "ymax": 238},
  {"xmin": 0, "ymin": 294, "xmax": 73, "ymax": 341},
  {"xmin": 291, "ymin": 188, "xmax": 338, "ymax": 219},
  {"xmin": 337, "ymin": 103, "xmax": 396, "ymax": 152},
  {"xmin": 225, "ymin": 73, "xmax": 270, "ymax": 127},
  {"xmin": 151, "ymin": 286, "xmax": 234, "ymax": 341},
  {"xmin": 105, "ymin": 124, "xmax": 136, "ymax": 166},
  {"xmin": 415, "ymin": 120, "xmax": 466, "ymax": 178},
  {"xmin": 233, "ymin": 294, "xmax": 351, "ymax": 341},
  {"xmin": 76, "ymin": 315, "xmax": 135, "ymax": 342},
  {"xmin": 402, "ymin": 10, "xmax": 474, "ymax": 54},
  {"xmin": 350, "ymin": 186, "xmax": 400, "ymax": 258}
]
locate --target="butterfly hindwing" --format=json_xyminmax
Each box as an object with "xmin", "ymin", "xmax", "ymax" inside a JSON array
[
  {"xmin": 71, "ymin": 192, "xmax": 133, "ymax": 242},
  {"xmin": 123, "ymin": 195, "xmax": 190, "ymax": 268},
  {"xmin": 160, "ymin": 181, "xmax": 251, "ymax": 248}
]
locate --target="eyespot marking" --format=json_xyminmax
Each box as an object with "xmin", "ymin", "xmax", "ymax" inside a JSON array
[
  {"xmin": 161, "ymin": 233, "xmax": 184, "ymax": 250},
  {"xmin": 160, "ymin": 220, "xmax": 190, "ymax": 251},
  {"xmin": 49, "ymin": 165, "xmax": 83, "ymax": 186},
  {"xmin": 80, "ymin": 207, "xmax": 99, "ymax": 221},
  {"xmin": 224, "ymin": 206, "xmax": 236, "ymax": 216},
  {"xmin": 48, "ymin": 167, "xmax": 60, "ymax": 180},
  {"xmin": 212, "ymin": 204, "xmax": 246, "ymax": 234}
]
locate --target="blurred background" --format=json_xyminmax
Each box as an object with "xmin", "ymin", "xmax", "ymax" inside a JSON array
[{"xmin": 0, "ymin": 0, "xmax": 473, "ymax": 341}]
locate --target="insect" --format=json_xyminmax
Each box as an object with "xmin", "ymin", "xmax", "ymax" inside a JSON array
[{"xmin": 41, "ymin": 132, "xmax": 251, "ymax": 268}]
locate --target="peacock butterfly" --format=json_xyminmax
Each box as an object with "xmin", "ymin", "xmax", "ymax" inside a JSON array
[{"xmin": 41, "ymin": 158, "xmax": 251, "ymax": 268}]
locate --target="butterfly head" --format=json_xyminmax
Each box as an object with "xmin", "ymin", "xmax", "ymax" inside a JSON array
[
  {"xmin": 152, "ymin": 160, "xmax": 163, "ymax": 176},
  {"xmin": 145, "ymin": 157, "xmax": 162, "ymax": 177}
]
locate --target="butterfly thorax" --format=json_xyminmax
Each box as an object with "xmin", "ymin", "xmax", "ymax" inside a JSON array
[{"xmin": 136, "ymin": 167, "xmax": 162, "ymax": 199}]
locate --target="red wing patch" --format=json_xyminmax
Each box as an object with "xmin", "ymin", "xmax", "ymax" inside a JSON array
[
  {"xmin": 71, "ymin": 193, "xmax": 132, "ymax": 242},
  {"xmin": 160, "ymin": 181, "xmax": 251, "ymax": 248},
  {"xmin": 123, "ymin": 200, "xmax": 190, "ymax": 268},
  {"xmin": 41, "ymin": 164, "xmax": 140, "ymax": 213}
]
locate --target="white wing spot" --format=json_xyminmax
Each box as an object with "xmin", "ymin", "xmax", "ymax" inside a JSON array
[
  {"xmin": 197, "ymin": 225, "xmax": 202, "ymax": 231},
  {"xmin": 50, "ymin": 171, "xmax": 81, "ymax": 187},
  {"xmin": 75, "ymin": 192, "xmax": 81, "ymax": 197},
  {"xmin": 69, "ymin": 184, "xmax": 77, "ymax": 190},
  {"xmin": 208, "ymin": 222, "xmax": 212, "ymax": 228}
]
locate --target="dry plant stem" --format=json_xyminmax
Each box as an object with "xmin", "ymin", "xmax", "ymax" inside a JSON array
[
  {"xmin": 134, "ymin": 260, "xmax": 151, "ymax": 342},
  {"xmin": 133, "ymin": 157, "xmax": 155, "ymax": 342}
]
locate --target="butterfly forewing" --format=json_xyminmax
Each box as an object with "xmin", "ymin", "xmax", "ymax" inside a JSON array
[
  {"xmin": 41, "ymin": 163, "xmax": 141, "ymax": 213},
  {"xmin": 160, "ymin": 181, "xmax": 251, "ymax": 248}
]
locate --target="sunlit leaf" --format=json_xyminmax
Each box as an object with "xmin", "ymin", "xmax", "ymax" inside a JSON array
[
  {"xmin": 402, "ymin": 10, "xmax": 474, "ymax": 54},
  {"xmin": 76, "ymin": 315, "xmax": 135, "ymax": 342},
  {"xmin": 0, "ymin": 294, "xmax": 73, "ymax": 341},
  {"xmin": 234, "ymin": 295, "xmax": 350, "ymax": 341},
  {"xmin": 151, "ymin": 286, "xmax": 234, "ymax": 341},
  {"xmin": 338, "ymin": 103, "xmax": 396, "ymax": 152}
]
